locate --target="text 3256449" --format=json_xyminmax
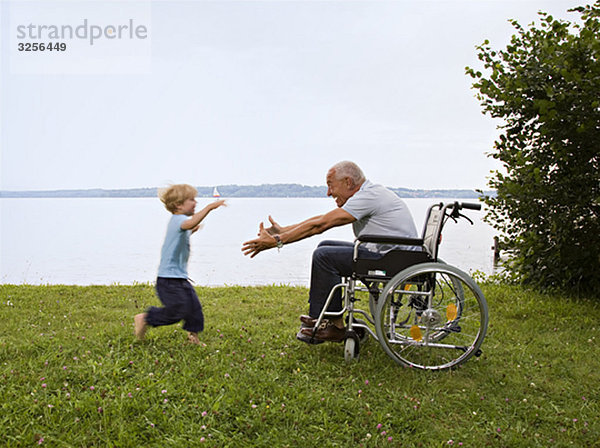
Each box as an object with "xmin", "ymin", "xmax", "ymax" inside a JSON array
[{"xmin": 17, "ymin": 42, "xmax": 67, "ymax": 52}]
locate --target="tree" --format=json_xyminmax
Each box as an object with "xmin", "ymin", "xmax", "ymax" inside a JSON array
[{"xmin": 466, "ymin": 2, "xmax": 600, "ymax": 294}]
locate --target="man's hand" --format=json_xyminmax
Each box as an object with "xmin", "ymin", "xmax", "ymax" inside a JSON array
[
  {"xmin": 263, "ymin": 215, "xmax": 282, "ymax": 236},
  {"xmin": 242, "ymin": 222, "xmax": 277, "ymax": 258}
]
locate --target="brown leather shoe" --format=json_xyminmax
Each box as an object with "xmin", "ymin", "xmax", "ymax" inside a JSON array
[
  {"xmin": 299, "ymin": 315, "xmax": 319, "ymax": 327},
  {"xmin": 301, "ymin": 322, "xmax": 346, "ymax": 342},
  {"xmin": 296, "ymin": 326, "xmax": 324, "ymax": 345}
]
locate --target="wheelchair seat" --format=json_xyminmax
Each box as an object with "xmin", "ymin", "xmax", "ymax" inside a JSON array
[
  {"xmin": 352, "ymin": 203, "xmax": 444, "ymax": 281},
  {"xmin": 353, "ymin": 243, "xmax": 431, "ymax": 282}
]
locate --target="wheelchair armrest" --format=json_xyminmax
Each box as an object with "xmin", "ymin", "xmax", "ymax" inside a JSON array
[{"xmin": 357, "ymin": 234, "xmax": 424, "ymax": 246}]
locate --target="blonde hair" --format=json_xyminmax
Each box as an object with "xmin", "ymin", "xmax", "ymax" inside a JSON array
[{"xmin": 158, "ymin": 184, "xmax": 197, "ymax": 213}]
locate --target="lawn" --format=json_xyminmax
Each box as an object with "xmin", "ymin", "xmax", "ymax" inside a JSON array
[{"xmin": 0, "ymin": 283, "xmax": 598, "ymax": 447}]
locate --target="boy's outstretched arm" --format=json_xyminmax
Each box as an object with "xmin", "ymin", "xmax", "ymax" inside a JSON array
[{"xmin": 181, "ymin": 200, "xmax": 227, "ymax": 230}]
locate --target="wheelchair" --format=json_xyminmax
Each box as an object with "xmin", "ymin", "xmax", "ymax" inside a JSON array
[{"xmin": 306, "ymin": 201, "xmax": 489, "ymax": 370}]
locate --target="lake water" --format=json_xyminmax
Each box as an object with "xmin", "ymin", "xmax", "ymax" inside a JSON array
[{"xmin": 0, "ymin": 197, "xmax": 497, "ymax": 286}]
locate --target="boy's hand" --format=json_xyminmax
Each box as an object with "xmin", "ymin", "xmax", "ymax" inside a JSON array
[{"xmin": 212, "ymin": 199, "xmax": 227, "ymax": 209}]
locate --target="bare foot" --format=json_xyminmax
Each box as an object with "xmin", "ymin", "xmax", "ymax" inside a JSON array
[
  {"xmin": 187, "ymin": 332, "xmax": 200, "ymax": 345},
  {"xmin": 134, "ymin": 313, "xmax": 147, "ymax": 340}
]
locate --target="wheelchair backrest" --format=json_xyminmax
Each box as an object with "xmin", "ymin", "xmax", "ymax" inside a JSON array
[{"xmin": 421, "ymin": 204, "xmax": 444, "ymax": 260}]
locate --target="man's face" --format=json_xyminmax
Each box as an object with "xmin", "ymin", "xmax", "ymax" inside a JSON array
[{"xmin": 326, "ymin": 169, "xmax": 354, "ymax": 207}]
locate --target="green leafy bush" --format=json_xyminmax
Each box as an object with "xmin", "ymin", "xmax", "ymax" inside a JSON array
[{"xmin": 467, "ymin": 2, "xmax": 600, "ymax": 295}]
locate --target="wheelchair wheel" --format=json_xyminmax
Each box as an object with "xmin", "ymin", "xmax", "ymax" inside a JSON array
[{"xmin": 375, "ymin": 262, "xmax": 488, "ymax": 370}]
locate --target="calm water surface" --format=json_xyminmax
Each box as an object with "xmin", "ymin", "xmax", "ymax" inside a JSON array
[{"xmin": 0, "ymin": 197, "xmax": 497, "ymax": 286}]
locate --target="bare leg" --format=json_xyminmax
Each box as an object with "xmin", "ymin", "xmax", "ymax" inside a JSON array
[{"xmin": 134, "ymin": 313, "xmax": 148, "ymax": 340}]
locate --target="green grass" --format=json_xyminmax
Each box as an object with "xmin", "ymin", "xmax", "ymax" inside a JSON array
[{"xmin": 0, "ymin": 283, "xmax": 598, "ymax": 447}]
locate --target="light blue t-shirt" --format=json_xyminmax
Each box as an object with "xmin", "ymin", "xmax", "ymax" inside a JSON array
[
  {"xmin": 342, "ymin": 179, "xmax": 419, "ymax": 252},
  {"xmin": 157, "ymin": 214, "xmax": 191, "ymax": 278}
]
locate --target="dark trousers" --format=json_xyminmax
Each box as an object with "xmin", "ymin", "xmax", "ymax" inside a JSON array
[
  {"xmin": 308, "ymin": 240, "xmax": 380, "ymax": 318},
  {"xmin": 146, "ymin": 277, "xmax": 204, "ymax": 333}
]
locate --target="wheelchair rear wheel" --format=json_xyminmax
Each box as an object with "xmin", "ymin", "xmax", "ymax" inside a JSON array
[{"xmin": 375, "ymin": 262, "xmax": 488, "ymax": 370}]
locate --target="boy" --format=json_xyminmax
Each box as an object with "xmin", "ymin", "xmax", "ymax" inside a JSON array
[{"xmin": 135, "ymin": 184, "xmax": 226, "ymax": 344}]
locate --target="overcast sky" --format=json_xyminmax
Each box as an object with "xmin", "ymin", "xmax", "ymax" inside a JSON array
[{"xmin": 0, "ymin": 0, "xmax": 580, "ymax": 191}]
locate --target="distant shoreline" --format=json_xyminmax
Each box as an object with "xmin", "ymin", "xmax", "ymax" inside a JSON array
[{"xmin": 0, "ymin": 184, "xmax": 490, "ymax": 199}]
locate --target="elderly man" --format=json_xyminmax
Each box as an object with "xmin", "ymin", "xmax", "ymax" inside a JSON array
[{"xmin": 242, "ymin": 161, "xmax": 418, "ymax": 343}]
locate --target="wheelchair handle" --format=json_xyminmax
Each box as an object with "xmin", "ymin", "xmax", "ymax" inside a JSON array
[{"xmin": 459, "ymin": 202, "xmax": 481, "ymax": 211}]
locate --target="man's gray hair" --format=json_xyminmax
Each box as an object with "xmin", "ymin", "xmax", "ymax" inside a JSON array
[{"xmin": 331, "ymin": 161, "xmax": 366, "ymax": 187}]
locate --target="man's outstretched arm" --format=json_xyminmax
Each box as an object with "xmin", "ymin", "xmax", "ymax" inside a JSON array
[{"xmin": 242, "ymin": 208, "xmax": 355, "ymax": 258}]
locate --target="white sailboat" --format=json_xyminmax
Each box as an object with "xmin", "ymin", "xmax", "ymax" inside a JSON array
[{"xmin": 212, "ymin": 187, "xmax": 220, "ymax": 198}]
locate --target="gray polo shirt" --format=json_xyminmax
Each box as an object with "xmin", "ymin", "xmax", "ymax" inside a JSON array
[{"xmin": 342, "ymin": 179, "xmax": 418, "ymax": 251}]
